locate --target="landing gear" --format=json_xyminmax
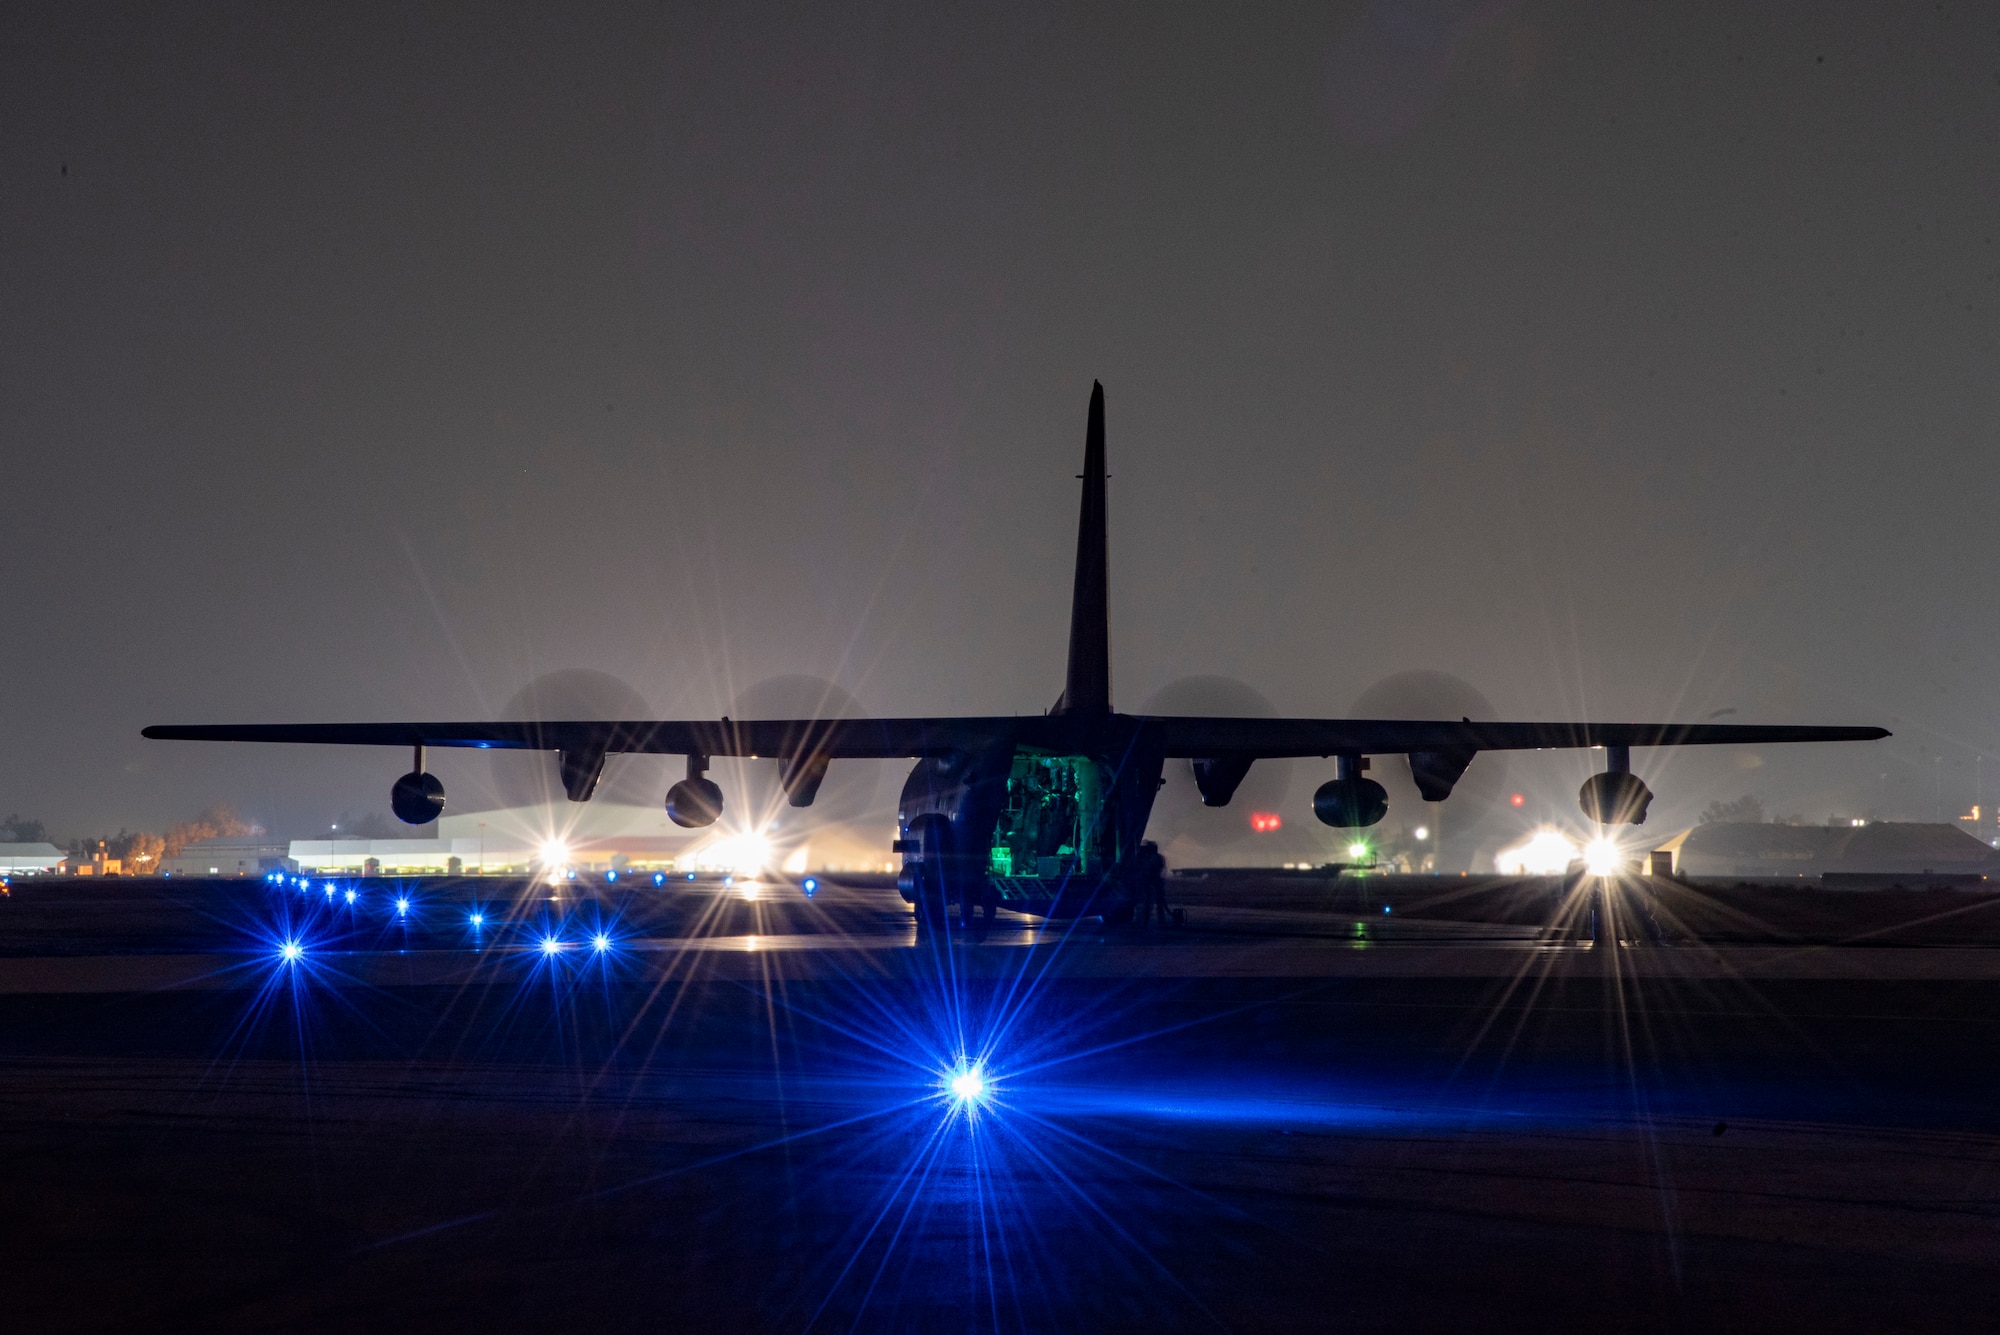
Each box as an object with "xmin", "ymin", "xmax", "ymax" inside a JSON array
[
  {"xmin": 912, "ymin": 874, "xmax": 993, "ymax": 936},
  {"xmin": 905, "ymin": 813, "xmax": 954, "ymax": 932},
  {"xmin": 959, "ymin": 880, "xmax": 996, "ymax": 936},
  {"xmin": 914, "ymin": 885, "xmax": 952, "ymax": 930}
]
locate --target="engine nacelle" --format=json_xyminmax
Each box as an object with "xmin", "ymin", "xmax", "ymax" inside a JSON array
[
  {"xmin": 1579, "ymin": 771, "xmax": 1653, "ymax": 825},
  {"xmin": 781, "ymin": 754, "xmax": 830, "ymax": 807},
  {"xmin": 391, "ymin": 771, "xmax": 445, "ymax": 825},
  {"xmin": 1408, "ymin": 747, "xmax": 1477, "ymax": 803},
  {"xmin": 666, "ymin": 777, "xmax": 724, "ymax": 828},
  {"xmin": 1313, "ymin": 777, "xmax": 1389, "ymax": 828},
  {"xmin": 1190, "ymin": 756, "xmax": 1255, "ymax": 807}
]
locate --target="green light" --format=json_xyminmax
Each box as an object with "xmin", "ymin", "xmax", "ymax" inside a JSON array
[
  {"xmin": 990, "ymin": 750, "xmax": 1111, "ymax": 881},
  {"xmin": 1347, "ymin": 842, "xmax": 1368, "ymax": 859}
]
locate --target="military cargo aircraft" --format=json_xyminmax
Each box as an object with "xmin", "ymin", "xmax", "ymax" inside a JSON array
[{"xmin": 146, "ymin": 384, "xmax": 1886, "ymax": 928}]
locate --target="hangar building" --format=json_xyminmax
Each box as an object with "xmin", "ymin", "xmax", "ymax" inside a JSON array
[{"xmin": 1667, "ymin": 822, "xmax": 2000, "ymax": 880}]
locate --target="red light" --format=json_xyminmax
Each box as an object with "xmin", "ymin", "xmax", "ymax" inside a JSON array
[
  {"xmin": 1250, "ymin": 812, "xmax": 1282, "ymax": 833},
  {"xmin": 1510, "ymin": 793, "xmax": 1525, "ymax": 807}
]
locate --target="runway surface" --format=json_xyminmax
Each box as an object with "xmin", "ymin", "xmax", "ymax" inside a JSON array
[{"xmin": 4, "ymin": 871, "xmax": 2000, "ymax": 1331}]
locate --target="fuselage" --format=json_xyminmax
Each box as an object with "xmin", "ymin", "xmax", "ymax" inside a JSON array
[{"xmin": 894, "ymin": 714, "xmax": 1167, "ymax": 921}]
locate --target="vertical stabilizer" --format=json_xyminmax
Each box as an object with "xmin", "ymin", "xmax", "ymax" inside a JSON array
[{"xmin": 1055, "ymin": 382, "xmax": 1111, "ymax": 715}]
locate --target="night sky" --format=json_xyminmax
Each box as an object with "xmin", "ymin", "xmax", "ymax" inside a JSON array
[{"xmin": 3, "ymin": 2, "xmax": 1996, "ymax": 842}]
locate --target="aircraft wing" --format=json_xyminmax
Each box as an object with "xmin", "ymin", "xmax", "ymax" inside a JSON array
[
  {"xmin": 139, "ymin": 718, "xmax": 1029, "ymax": 759},
  {"xmin": 143, "ymin": 714, "xmax": 1886, "ymax": 811},
  {"xmin": 143, "ymin": 716, "xmax": 1888, "ymax": 759},
  {"xmin": 1144, "ymin": 718, "xmax": 1891, "ymax": 758}
]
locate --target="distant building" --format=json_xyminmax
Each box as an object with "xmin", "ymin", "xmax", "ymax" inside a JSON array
[
  {"xmin": 291, "ymin": 802, "xmax": 896, "ymax": 877},
  {"xmin": 0, "ymin": 843, "xmax": 65, "ymax": 876},
  {"xmin": 65, "ymin": 840, "xmax": 124, "ymax": 876},
  {"xmin": 1667, "ymin": 822, "xmax": 2000, "ymax": 880},
  {"xmin": 160, "ymin": 837, "xmax": 292, "ymax": 878},
  {"xmin": 289, "ymin": 838, "xmax": 485, "ymax": 874},
  {"xmin": 432, "ymin": 802, "xmax": 701, "ymax": 872}
]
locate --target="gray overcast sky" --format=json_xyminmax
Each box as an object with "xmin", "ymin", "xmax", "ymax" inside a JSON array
[{"xmin": 3, "ymin": 1, "xmax": 1997, "ymax": 840}]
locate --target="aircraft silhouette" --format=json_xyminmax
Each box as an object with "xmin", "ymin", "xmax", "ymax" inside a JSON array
[{"xmin": 147, "ymin": 383, "xmax": 1885, "ymax": 927}]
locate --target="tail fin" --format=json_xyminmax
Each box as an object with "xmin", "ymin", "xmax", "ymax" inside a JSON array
[{"xmin": 1055, "ymin": 382, "xmax": 1111, "ymax": 715}]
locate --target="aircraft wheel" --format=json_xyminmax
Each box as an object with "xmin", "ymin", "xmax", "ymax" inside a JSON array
[
  {"xmin": 957, "ymin": 879, "xmax": 996, "ymax": 936},
  {"xmin": 906, "ymin": 813, "xmax": 954, "ymax": 931},
  {"xmin": 913, "ymin": 877, "xmax": 951, "ymax": 930}
]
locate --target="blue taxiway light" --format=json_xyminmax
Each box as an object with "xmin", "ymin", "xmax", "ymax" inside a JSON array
[
  {"xmin": 592, "ymin": 934, "xmax": 611, "ymax": 952},
  {"xmin": 1383, "ymin": 905, "xmax": 1392, "ymax": 914},
  {"xmin": 344, "ymin": 889, "xmax": 357, "ymax": 904},
  {"xmin": 606, "ymin": 870, "xmax": 617, "ymax": 882},
  {"xmin": 653, "ymin": 872, "xmax": 666, "ymax": 886},
  {"xmin": 949, "ymin": 1066, "xmax": 986, "ymax": 1103},
  {"xmin": 802, "ymin": 877, "xmax": 818, "ymax": 895},
  {"xmin": 468, "ymin": 912, "xmax": 485, "ymax": 928},
  {"xmin": 278, "ymin": 941, "xmax": 303, "ymax": 963},
  {"xmin": 395, "ymin": 898, "xmax": 411, "ymax": 914},
  {"xmin": 686, "ymin": 872, "xmax": 696, "ymax": 881},
  {"xmin": 539, "ymin": 937, "xmax": 564, "ymax": 956}
]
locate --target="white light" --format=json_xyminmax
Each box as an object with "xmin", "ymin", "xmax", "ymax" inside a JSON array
[
  {"xmin": 690, "ymin": 830, "xmax": 775, "ymax": 875},
  {"xmin": 279, "ymin": 941, "xmax": 303, "ymax": 963},
  {"xmin": 1347, "ymin": 842, "xmax": 1368, "ymax": 859},
  {"xmin": 950, "ymin": 1067, "xmax": 985, "ymax": 1102},
  {"xmin": 1494, "ymin": 828, "xmax": 1580, "ymax": 876},
  {"xmin": 1583, "ymin": 838, "xmax": 1624, "ymax": 876},
  {"xmin": 592, "ymin": 933, "xmax": 611, "ymax": 952},
  {"xmin": 539, "ymin": 839, "xmax": 570, "ymax": 867},
  {"xmin": 1413, "ymin": 826, "xmax": 1429, "ymax": 841}
]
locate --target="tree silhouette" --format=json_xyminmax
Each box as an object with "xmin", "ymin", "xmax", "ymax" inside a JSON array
[
  {"xmin": 1699, "ymin": 795, "xmax": 1767, "ymax": 825},
  {"xmin": 0, "ymin": 814, "xmax": 49, "ymax": 844}
]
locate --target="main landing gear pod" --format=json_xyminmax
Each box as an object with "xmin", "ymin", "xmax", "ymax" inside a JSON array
[
  {"xmin": 391, "ymin": 745, "xmax": 446, "ymax": 824},
  {"xmin": 666, "ymin": 754, "xmax": 724, "ymax": 828},
  {"xmin": 898, "ymin": 811, "xmax": 956, "ymax": 928},
  {"xmin": 1578, "ymin": 745, "xmax": 1653, "ymax": 825},
  {"xmin": 1313, "ymin": 755, "xmax": 1389, "ymax": 828}
]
